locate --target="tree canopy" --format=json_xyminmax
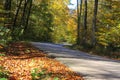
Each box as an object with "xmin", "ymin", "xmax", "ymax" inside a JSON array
[{"xmin": 0, "ymin": 0, "xmax": 120, "ymax": 56}]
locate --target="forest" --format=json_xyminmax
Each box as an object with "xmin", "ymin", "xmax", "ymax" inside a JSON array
[
  {"xmin": 0, "ymin": 0, "xmax": 120, "ymax": 79},
  {"xmin": 0, "ymin": 0, "xmax": 119, "ymax": 58}
]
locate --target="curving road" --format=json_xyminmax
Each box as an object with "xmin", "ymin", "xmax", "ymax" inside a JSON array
[{"xmin": 31, "ymin": 42, "xmax": 120, "ymax": 80}]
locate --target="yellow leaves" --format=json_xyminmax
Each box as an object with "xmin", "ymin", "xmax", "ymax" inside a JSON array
[
  {"xmin": 33, "ymin": 0, "xmax": 42, "ymax": 5},
  {"xmin": 98, "ymin": 42, "xmax": 108, "ymax": 46},
  {"xmin": 105, "ymin": 13, "xmax": 112, "ymax": 17},
  {"xmin": 97, "ymin": 36, "xmax": 109, "ymax": 46},
  {"xmin": 51, "ymin": 0, "xmax": 66, "ymax": 10},
  {"xmin": 97, "ymin": 24, "xmax": 120, "ymax": 47},
  {"xmin": 97, "ymin": 27, "xmax": 109, "ymax": 46},
  {"xmin": 112, "ymin": 5, "xmax": 117, "ymax": 9},
  {"xmin": 107, "ymin": 19, "xmax": 115, "ymax": 24},
  {"xmin": 0, "ymin": 18, "xmax": 5, "ymax": 22},
  {"xmin": 0, "ymin": 45, "xmax": 3, "ymax": 49},
  {"xmin": 29, "ymin": 60, "xmax": 35, "ymax": 67}
]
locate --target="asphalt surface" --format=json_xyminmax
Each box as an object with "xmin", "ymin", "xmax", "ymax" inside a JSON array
[{"xmin": 31, "ymin": 42, "xmax": 120, "ymax": 80}]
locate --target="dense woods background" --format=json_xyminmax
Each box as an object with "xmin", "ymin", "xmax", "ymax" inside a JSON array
[{"xmin": 0, "ymin": 0, "xmax": 120, "ymax": 58}]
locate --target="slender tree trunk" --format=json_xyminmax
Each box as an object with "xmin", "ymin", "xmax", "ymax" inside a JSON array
[
  {"xmin": 20, "ymin": 0, "xmax": 28, "ymax": 27},
  {"xmin": 91, "ymin": 0, "xmax": 98, "ymax": 46},
  {"xmin": 79, "ymin": 0, "xmax": 83, "ymax": 25},
  {"xmin": 4, "ymin": 0, "xmax": 11, "ymax": 27},
  {"xmin": 24, "ymin": 0, "xmax": 32, "ymax": 32},
  {"xmin": 13, "ymin": 0, "xmax": 23, "ymax": 28},
  {"xmin": 79, "ymin": 0, "xmax": 83, "ymax": 44},
  {"xmin": 4, "ymin": 0, "xmax": 11, "ymax": 18},
  {"xmin": 76, "ymin": 0, "xmax": 80, "ymax": 45},
  {"xmin": 12, "ymin": 0, "xmax": 23, "ymax": 40},
  {"xmin": 82, "ymin": 0, "xmax": 87, "ymax": 44},
  {"xmin": 4, "ymin": 0, "xmax": 11, "ymax": 10},
  {"xmin": 77, "ymin": 0, "xmax": 83, "ymax": 45},
  {"xmin": 84, "ymin": 0, "xmax": 87, "ymax": 30}
]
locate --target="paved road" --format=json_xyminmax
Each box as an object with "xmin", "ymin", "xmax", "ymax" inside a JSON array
[{"xmin": 31, "ymin": 42, "xmax": 120, "ymax": 80}]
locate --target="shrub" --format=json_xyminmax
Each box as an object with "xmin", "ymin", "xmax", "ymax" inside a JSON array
[
  {"xmin": 0, "ymin": 26, "xmax": 12, "ymax": 46},
  {"xmin": 0, "ymin": 66, "xmax": 9, "ymax": 80},
  {"xmin": 31, "ymin": 68, "xmax": 59, "ymax": 80},
  {"xmin": 97, "ymin": 24, "xmax": 120, "ymax": 51}
]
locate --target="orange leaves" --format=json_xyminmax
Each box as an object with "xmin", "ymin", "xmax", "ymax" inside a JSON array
[
  {"xmin": 0, "ymin": 42, "xmax": 83, "ymax": 80},
  {"xmin": 0, "ymin": 45, "xmax": 3, "ymax": 49},
  {"xmin": 9, "ymin": 75, "xmax": 17, "ymax": 80}
]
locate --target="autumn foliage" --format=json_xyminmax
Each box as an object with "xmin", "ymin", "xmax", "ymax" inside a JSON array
[{"xmin": 0, "ymin": 42, "xmax": 83, "ymax": 80}]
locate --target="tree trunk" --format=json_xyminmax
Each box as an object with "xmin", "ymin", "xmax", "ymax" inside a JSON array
[
  {"xmin": 20, "ymin": 0, "xmax": 28, "ymax": 27},
  {"xmin": 4, "ymin": 0, "xmax": 11, "ymax": 10},
  {"xmin": 12, "ymin": 0, "xmax": 23, "ymax": 40},
  {"xmin": 91, "ymin": 0, "xmax": 98, "ymax": 46},
  {"xmin": 13, "ymin": 0, "xmax": 23, "ymax": 28},
  {"xmin": 82, "ymin": 0, "xmax": 87, "ymax": 45},
  {"xmin": 24, "ymin": 0, "xmax": 32, "ymax": 32},
  {"xmin": 77, "ymin": 0, "xmax": 83, "ymax": 45},
  {"xmin": 4, "ymin": 0, "xmax": 12, "ymax": 28},
  {"xmin": 76, "ymin": 0, "xmax": 80, "ymax": 45},
  {"xmin": 84, "ymin": 0, "xmax": 87, "ymax": 30}
]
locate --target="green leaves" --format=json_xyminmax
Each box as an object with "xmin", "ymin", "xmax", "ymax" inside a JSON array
[
  {"xmin": 97, "ymin": 24, "xmax": 120, "ymax": 50},
  {"xmin": 31, "ymin": 68, "xmax": 48, "ymax": 80},
  {"xmin": 54, "ymin": 77, "xmax": 59, "ymax": 80},
  {"xmin": 31, "ymin": 68, "xmax": 60, "ymax": 80},
  {"xmin": 31, "ymin": 68, "xmax": 38, "ymax": 80},
  {"xmin": 0, "ymin": 66, "xmax": 9, "ymax": 79},
  {"xmin": 0, "ymin": 54, "xmax": 5, "ymax": 57},
  {"xmin": 0, "ymin": 26, "xmax": 11, "ymax": 46},
  {"xmin": 0, "ymin": 78, "xmax": 7, "ymax": 80}
]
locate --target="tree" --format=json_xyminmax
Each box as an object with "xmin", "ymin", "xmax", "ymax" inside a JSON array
[
  {"xmin": 91, "ymin": 0, "xmax": 98, "ymax": 46},
  {"xmin": 0, "ymin": 0, "xmax": 12, "ymax": 46},
  {"xmin": 82, "ymin": 0, "xmax": 87, "ymax": 45},
  {"xmin": 12, "ymin": 0, "xmax": 23, "ymax": 40},
  {"xmin": 4, "ymin": 0, "xmax": 12, "ymax": 26},
  {"xmin": 4, "ymin": 0, "xmax": 11, "ymax": 10},
  {"xmin": 22, "ymin": 0, "xmax": 54, "ymax": 42},
  {"xmin": 19, "ymin": 0, "xmax": 28, "ymax": 28},
  {"xmin": 11, "ymin": 0, "xmax": 33, "ymax": 41},
  {"xmin": 24, "ymin": 0, "xmax": 33, "ymax": 32},
  {"xmin": 76, "ymin": 0, "xmax": 80, "ymax": 45},
  {"xmin": 76, "ymin": 0, "xmax": 83, "ymax": 45},
  {"xmin": 97, "ymin": 0, "xmax": 120, "ymax": 49}
]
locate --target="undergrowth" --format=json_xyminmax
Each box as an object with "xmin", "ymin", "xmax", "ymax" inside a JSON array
[
  {"xmin": 66, "ymin": 44, "xmax": 120, "ymax": 60},
  {"xmin": 31, "ymin": 68, "xmax": 59, "ymax": 80},
  {"xmin": 0, "ymin": 66, "xmax": 9, "ymax": 80}
]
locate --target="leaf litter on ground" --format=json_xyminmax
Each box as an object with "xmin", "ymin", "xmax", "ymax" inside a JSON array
[{"xmin": 0, "ymin": 42, "xmax": 84, "ymax": 80}]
